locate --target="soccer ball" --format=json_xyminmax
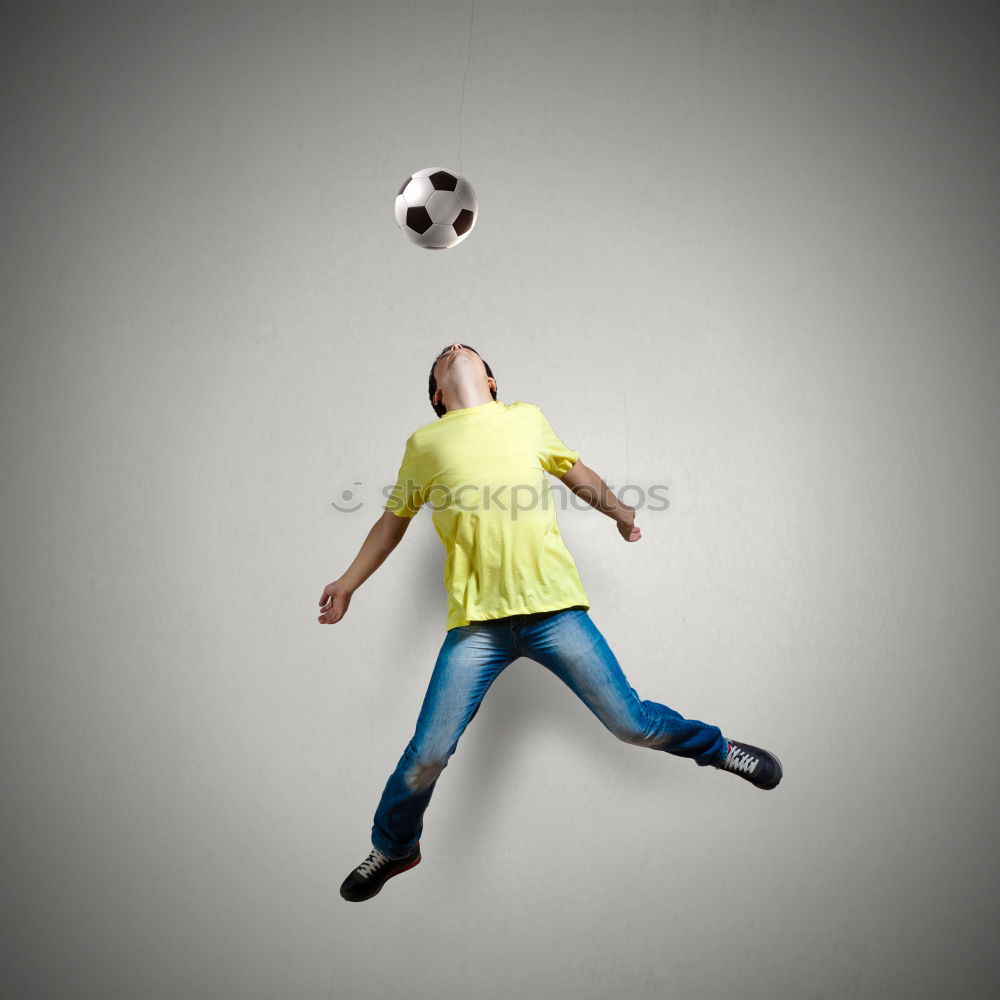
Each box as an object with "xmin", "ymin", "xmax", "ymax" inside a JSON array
[{"xmin": 395, "ymin": 167, "xmax": 478, "ymax": 250}]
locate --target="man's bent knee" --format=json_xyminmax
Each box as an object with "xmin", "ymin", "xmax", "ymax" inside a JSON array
[
  {"xmin": 608, "ymin": 714, "xmax": 664, "ymax": 748},
  {"xmin": 404, "ymin": 757, "xmax": 448, "ymax": 793}
]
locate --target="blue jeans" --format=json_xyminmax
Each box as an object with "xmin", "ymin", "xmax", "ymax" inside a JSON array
[{"xmin": 371, "ymin": 607, "xmax": 727, "ymax": 859}]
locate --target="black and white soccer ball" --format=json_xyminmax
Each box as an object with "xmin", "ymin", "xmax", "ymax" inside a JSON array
[{"xmin": 394, "ymin": 167, "xmax": 478, "ymax": 250}]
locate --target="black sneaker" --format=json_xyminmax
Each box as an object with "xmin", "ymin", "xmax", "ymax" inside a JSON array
[
  {"xmin": 716, "ymin": 740, "xmax": 783, "ymax": 790},
  {"xmin": 340, "ymin": 844, "xmax": 421, "ymax": 902}
]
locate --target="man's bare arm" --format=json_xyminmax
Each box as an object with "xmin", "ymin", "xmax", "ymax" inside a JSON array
[
  {"xmin": 561, "ymin": 460, "xmax": 641, "ymax": 543},
  {"xmin": 318, "ymin": 508, "xmax": 414, "ymax": 624}
]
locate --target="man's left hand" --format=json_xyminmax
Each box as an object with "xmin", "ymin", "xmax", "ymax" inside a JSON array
[{"xmin": 617, "ymin": 513, "xmax": 641, "ymax": 543}]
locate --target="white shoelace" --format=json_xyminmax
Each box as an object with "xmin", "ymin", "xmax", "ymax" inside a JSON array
[
  {"xmin": 722, "ymin": 742, "xmax": 759, "ymax": 775},
  {"xmin": 356, "ymin": 849, "xmax": 390, "ymax": 879}
]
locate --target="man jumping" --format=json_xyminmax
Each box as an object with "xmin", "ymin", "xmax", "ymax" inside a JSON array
[{"xmin": 318, "ymin": 343, "xmax": 782, "ymax": 902}]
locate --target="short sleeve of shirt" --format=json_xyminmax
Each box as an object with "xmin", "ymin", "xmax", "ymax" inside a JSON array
[
  {"xmin": 535, "ymin": 405, "xmax": 580, "ymax": 478},
  {"xmin": 385, "ymin": 435, "xmax": 424, "ymax": 518}
]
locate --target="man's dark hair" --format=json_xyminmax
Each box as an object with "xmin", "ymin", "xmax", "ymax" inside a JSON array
[{"xmin": 428, "ymin": 344, "xmax": 497, "ymax": 418}]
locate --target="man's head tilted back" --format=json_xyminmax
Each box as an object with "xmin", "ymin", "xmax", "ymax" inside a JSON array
[{"xmin": 428, "ymin": 344, "xmax": 498, "ymax": 417}]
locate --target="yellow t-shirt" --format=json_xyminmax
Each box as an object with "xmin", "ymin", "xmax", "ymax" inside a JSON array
[{"xmin": 386, "ymin": 400, "xmax": 591, "ymax": 630}]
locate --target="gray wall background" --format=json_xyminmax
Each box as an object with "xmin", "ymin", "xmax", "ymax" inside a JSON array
[{"xmin": 2, "ymin": 2, "xmax": 998, "ymax": 998}]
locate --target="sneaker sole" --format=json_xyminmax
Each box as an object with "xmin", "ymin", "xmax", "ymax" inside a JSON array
[{"xmin": 340, "ymin": 855, "xmax": 422, "ymax": 902}]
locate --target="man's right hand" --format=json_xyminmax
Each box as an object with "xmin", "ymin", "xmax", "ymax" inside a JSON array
[{"xmin": 318, "ymin": 579, "xmax": 353, "ymax": 624}]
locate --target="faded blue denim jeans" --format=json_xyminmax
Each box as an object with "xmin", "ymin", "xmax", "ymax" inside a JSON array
[{"xmin": 371, "ymin": 607, "xmax": 727, "ymax": 859}]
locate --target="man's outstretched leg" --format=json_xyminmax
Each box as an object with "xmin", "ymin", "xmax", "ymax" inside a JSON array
[
  {"xmin": 518, "ymin": 608, "xmax": 782, "ymax": 789},
  {"xmin": 340, "ymin": 622, "xmax": 516, "ymax": 901}
]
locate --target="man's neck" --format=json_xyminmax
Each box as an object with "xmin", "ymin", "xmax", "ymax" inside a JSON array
[{"xmin": 443, "ymin": 389, "xmax": 493, "ymax": 412}]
